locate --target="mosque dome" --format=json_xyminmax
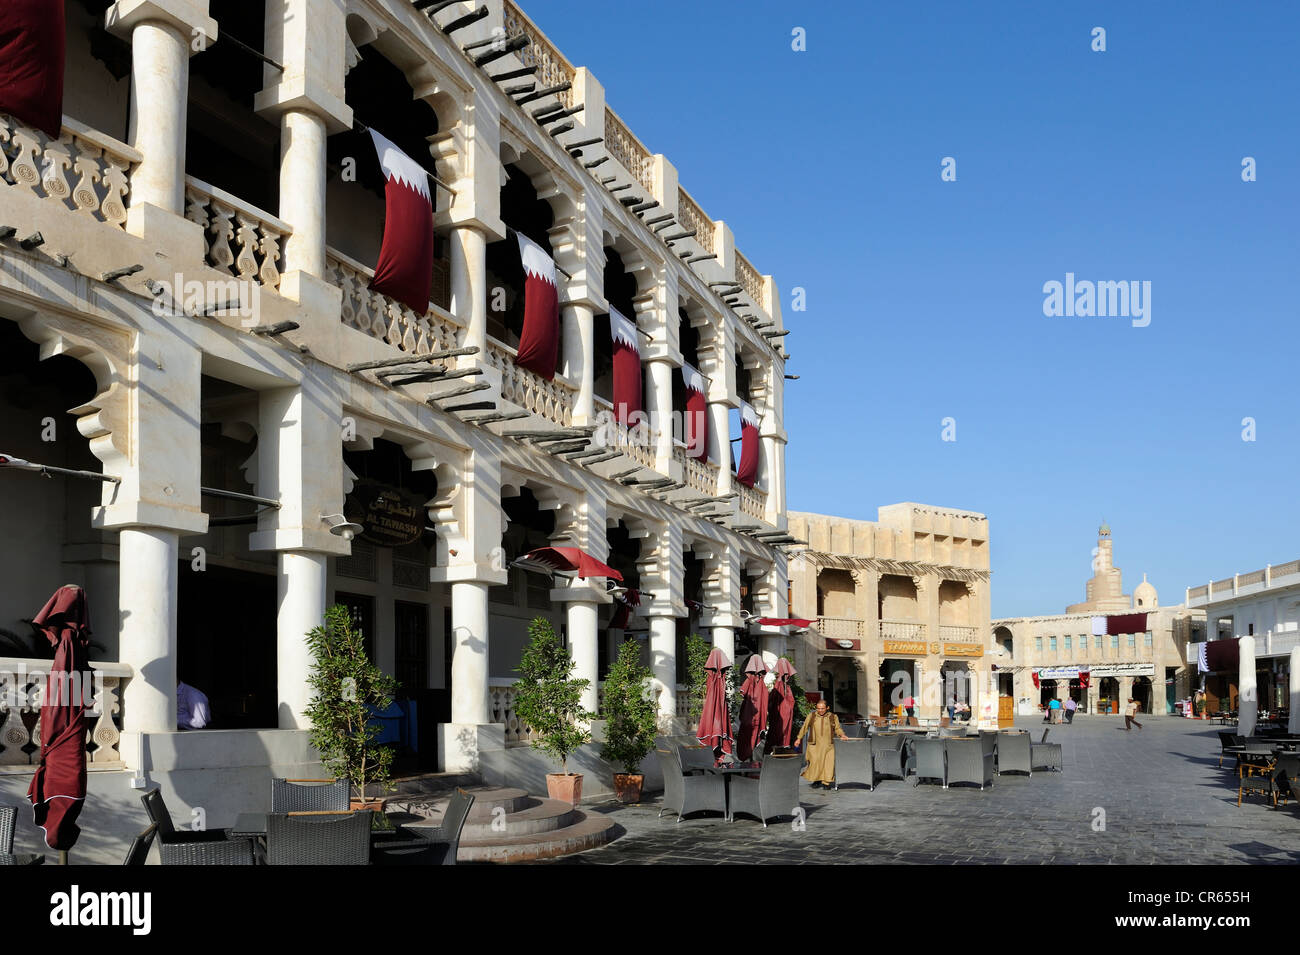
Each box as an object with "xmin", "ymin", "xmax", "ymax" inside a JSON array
[{"xmin": 1134, "ymin": 573, "xmax": 1157, "ymax": 608}]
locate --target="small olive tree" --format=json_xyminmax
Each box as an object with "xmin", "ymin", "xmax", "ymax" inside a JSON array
[
  {"xmin": 304, "ymin": 604, "xmax": 400, "ymax": 801},
  {"xmin": 512, "ymin": 617, "xmax": 593, "ymax": 772},
  {"xmin": 599, "ymin": 640, "xmax": 658, "ymax": 774},
  {"xmin": 683, "ymin": 631, "xmax": 712, "ymax": 724}
]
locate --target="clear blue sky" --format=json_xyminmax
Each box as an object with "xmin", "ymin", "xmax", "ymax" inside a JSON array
[{"xmin": 528, "ymin": 1, "xmax": 1300, "ymax": 617}]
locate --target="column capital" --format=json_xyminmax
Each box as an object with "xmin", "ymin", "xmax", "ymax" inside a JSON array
[
  {"xmin": 106, "ymin": 0, "xmax": 217, "ymax": 45},
  {"xmin": 92, "ymin": 502, "xmax": 208, "ymax": 536},
  {"xmin": 254, "ymin": 83, "xmax": 352, "ymax": 135},
  {"xmin": 549, "ymin": 578, "xmax": 614, "ymax": 605},
  {"xmin": 430, "ymin": 562, "xmax": 508, "ymax": 586},
  {"xmin": 248, "ymin": 527, "xmax": 351, "ymax": 556}
]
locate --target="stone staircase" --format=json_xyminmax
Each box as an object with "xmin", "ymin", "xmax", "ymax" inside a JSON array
[{"xmin": 384, "ymin": 784, "xmax": 618, "ymax": 863}]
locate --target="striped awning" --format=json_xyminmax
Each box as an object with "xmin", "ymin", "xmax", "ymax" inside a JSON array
[{"xmin": 795, "ymin": 550, "xmax": 991, "ymax": 583}]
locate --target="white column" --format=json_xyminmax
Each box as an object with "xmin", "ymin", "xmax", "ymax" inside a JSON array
[
  {"xmin": 125, "ymin": 20, "xmax": 190, "ymax": 214},
  {"xmin": 278, "ymin": 109, "xmax": 327, "ymax": 277},
  {"xmin": 118, "ymin": 528, "xmax": 179, "ymax": 733},
  {"xmin": 1288, "ymin": 646, "xmax": 1300, "ymax": 735},
  {"xmin": 1239, "ymin": 635, "xmax": 1258, "ymax": 737},
  {"xmin": 450, "ymin": 581, "xmax": 490, "ymax": 724},
  {"xmin": 277, "ymin": 551, "xmax": 327, "ymax": 729},
  {"xmin": 712, "ymin": 626, "xmax": 735, "ymax": 669},
  {"xmin": 451, "ymin": 226, "xmax": 487, "ymax": 350},
  {"xmin": 567, "ymin": 599, "xmax": 600, "ymax": 714},
  {"xmin": 562, "ymin": 303, "xmax": 595, "ymax": 424},
  {"xmin": 709, "ymin": 400, "xmax": 732, "ymax": 494},
  {"xmin": 649, "ymin": 614, "xmax": 677, "ymax": 721},
  {"xmin": 646, "ymin": 359, "xmax": 674, "ymax": 471}
]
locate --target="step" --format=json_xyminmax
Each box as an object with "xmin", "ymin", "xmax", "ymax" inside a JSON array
[
  {"xmin": 380, "ymin": 772, "xmax": 480, "ymax": 797},
  {"xmin": 386, "ymin": 786, "xmax": 530, "ymax": 819},
  {"xmin": 455, "ymin": 810, "xmax": 618, "ymax": 863},
  {"xmin": 459, "ymin": 797, "xmax": 576, "ymax": 839}
]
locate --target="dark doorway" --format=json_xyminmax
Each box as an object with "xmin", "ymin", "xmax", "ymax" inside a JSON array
[
  {"xmin": 335, "ymin": 591, "xmax": 375, "ymax": 660},
  {"xmin": 394, "ymin": 601, "xmax": 429, "ymax": 693}
]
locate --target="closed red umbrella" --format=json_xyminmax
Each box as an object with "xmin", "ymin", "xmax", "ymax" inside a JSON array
[
  {"xmin": 512, "ymin": 546, "xmax": 623, "ymax": 581},
  {"xmin": 736, "ymin": 654, "xmax": 769, "ymax": 761},
  {"xmin": 27, "ymin": 585, "xmax": 92, "ymax": 856},
  {"xmin": 697, "ymin": 647, "xmax": 732, "ymax": 758},
  {"xmin": 768, "ymin": 657, "xmax": 797, "ymax": 750}
]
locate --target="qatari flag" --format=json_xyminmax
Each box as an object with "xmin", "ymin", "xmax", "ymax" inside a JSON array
[
  {"xmin": 609, "ymin": 308, "xmax": 641, "ymax": 426},
  {"xmin": 368, "ymin": 129, "xmax": 434, "ymax": 313},
  {"xmin": 27, "ymin": 585, "xmax": 92, "ymax": 852},
  {"xmin": 682, "ymin": 362, "xmax": 708, "ymax": 460},
  {"xmin": 514, "ymin": 232, "xmax": 559, "ymax": 378},
  {"xmin": 735, "ymin": 401, "xmax": 760, "ymax": 487},
  {"xmin": 0, "ymin": 0, "xmax": 65, "ymax": 138}
]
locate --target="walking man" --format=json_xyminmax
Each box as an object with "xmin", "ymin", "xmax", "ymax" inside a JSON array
[{"xmin": 1124, "ymin": 698, "xmax": 1143, "ymax": 731}]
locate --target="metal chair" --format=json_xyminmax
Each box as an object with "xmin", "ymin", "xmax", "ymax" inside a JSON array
[
  {"xmin": 832, "ymin": 738, "xmax": 875, "ymax": 791},
  {"xmin": 0, "ymin": 805, "xmax": 14, "ymax": 855},
  {"xmin": 871, "ymin": 733, "xmax": 907, "ymax": 781},
  {"xmin": 140, "ymin": 789, "xmax": 228, "ymax": 844},
  {"xmin": 945, "ymin": 738, "xmax": 995, "ymax": 790},
  {"xmin": 122, "ymin": 823, "xmax": 158, "ymax": 866},
  {"xmin": 376, "ymin": 788, "xmax": 476, "ymax": 866},
  {"xmin": 161, "ymin": 837, "xmax": 257, "ymax": 865},
  {"xmin": 656, "ymin": 749, "xmax": 727, "ymax": 822},
  {"xmin": 266, "ymin": 811, "xmax": 371, "ymax": 865},
  {"xmin": 907, "ymin": 737, "xmax": 948, "ymax": 788},
  {"xmin": 728, "ymin": 753, "xmax": 802, "ymax": 826},
  {"xmin": 271, "ymin": 777, "xmax": 350, "ymax": 813},
  {"xmin": 995, "ymin": 731, "xmax": 1032, "ymax": 777}
]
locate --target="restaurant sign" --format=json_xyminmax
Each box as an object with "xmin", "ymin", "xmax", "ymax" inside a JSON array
[
  {"xmin": 825, "ymin": 638, "xmax": 861, "ymax": 652},
  {"xmin": 943, "ymin": 642, "xmax": 984, "ymax": 658},
  {"xmin": 1087, "ymin": 663, "xmax": 1156, "ymax": 677},
  {"xmin": 1037, "ymin": 667, "xmax": 1081, "ymax": 680},
  {"xmin": 344, "ymin": 480, "xmax": 426, "ymax": 547},
  {"xmin": 882, "ymin": 640, "xmax": 927, "ymax": 656}
]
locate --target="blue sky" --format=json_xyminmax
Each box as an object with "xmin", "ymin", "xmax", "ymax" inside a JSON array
[{"xmin": 528, "ymin": 1, "xmax": 1300, "ymax": 616}]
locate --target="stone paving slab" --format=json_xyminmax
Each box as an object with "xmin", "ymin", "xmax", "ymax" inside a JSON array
[{"xmin": 543, "ymin": 716, "xmax": 1300, "ymax": 865}]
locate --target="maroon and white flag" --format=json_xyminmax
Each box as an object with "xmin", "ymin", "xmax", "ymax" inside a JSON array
[
  {"xmin": 682, "ymin": 361, "xmax": 708, "ymax": 460},
  {"xmin": 735, "ymin": 401, "xmax": 760, "ymax": 487},
  {"xmin": 0, "ymin": 0, "xmax": 65, "ymax": 138},
  {"xmin": 514, "ymin": 232, "xmax": 559, "ymax": 378},
  {"xmin": 610, "ymin": 308, "xmax": 641, "ymax": 426},
  {"xmin": 368, "ymin": 129, "xmax": 434, "ymax": 313}
]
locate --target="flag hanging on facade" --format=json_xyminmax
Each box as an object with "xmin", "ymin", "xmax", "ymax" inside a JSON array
[
  {"xmin": 0, "ymin": 0, "xmax": 66, "ymax": 138},
  {"xmin": 735, "ymin": 401, "xmax": 760, "ymax": 487},
  {"xmin": 609, "ymin": 308, "xmax": 641, "ymax": 426},
  {"xmin": 682, "ymin": 362, "xmax": 708, "ymax": 460},
  {"xmin": 1105, "ymin": 612, "xmax": 1147, "ymax": 635},
  {"xmin": 514, "ymin": 232, "xmax": 559, "ymax": 378},
  {"xmin": 367, "ymin": 129, "xmax": 434, "ymax": 313}
]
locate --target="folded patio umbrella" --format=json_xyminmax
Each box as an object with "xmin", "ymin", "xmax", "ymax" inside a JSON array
[
  {"xmin": 697, "ymin": 647, "xmax": 732, "ymax": 758},
  {"xmin": 736, "ymin": 654, "xmax": 769, "ymax": 761},
  {"xmin": 755, "ymin": 617, "xmax": 813, "ymax": 628},
  {"xmin": 511, "ymin": 546, "xmax": 623, "ymax": 582},
  {"xmin": 768, "ymin": 657, "xmax": 797, "ymax": 750},
  {"xmin": 27, "ymin": 584, "xmax": 92, "ymax": 855}
]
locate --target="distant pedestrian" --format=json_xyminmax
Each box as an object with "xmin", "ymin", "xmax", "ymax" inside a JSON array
[
  {"xmin": 1124, "ymin": 698, "xmax": 1143, "ymax": 732},
  {"xmin": 947, "ymin": 697, "xmax": 956, "ymax": 722},
  {"xmin": 1048, "ymin": 697, "xmax": 1062, "ymax": 724},
  {"xmin": 1064, "ymin": 697, "xmax": 1077, "ymax": 724},
  {"xmin": 904, "ymin": 695, "xmax": 916, "ymax": 721}
]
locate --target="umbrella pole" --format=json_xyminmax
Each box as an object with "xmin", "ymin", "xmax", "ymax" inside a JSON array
[{"xmin": 59, "ymin": 850, "xmax": 68, "ymax": 865}]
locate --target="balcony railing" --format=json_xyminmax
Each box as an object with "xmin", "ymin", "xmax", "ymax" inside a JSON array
[
  {"xmin": 327, "ymin": 246, "xmax": 460, "ymax": 355},
  {"xmin": 1, "ymin": 115, "xmax": 137, "ymax": 230},
  {"xmin": 485, "ymin": 335, "xmax": 576, "ymax": 427},
  {"xmin": 673, "ymin": 442, "xmax": 718, "ymax": 495},
  {"xmin": 816, "ymin": 617, "xmax": 864, "ymax": 640},
  {"xmin": 735, "ymin": 250, "xmax": 763, "ymax": 305},
  {"xmin": 737, "ymin": 482, "xmax": 766, "ymax": 521},
  {"xmin": 604, "ymin": 107, "xmax": 654, "ymax": 195},
  {"xmin": 502, "ymin": 0, "xmax": 576, "ymax": 109},
  {"xmin": 185, "ymin": 176, "xmax": 288, "ymax": 292},
  {"xmin": 0, "ymin": 658, "xmax": 131, "ymax": 769},
  {"xmin": 939, "ymin": 625, "xmax": 977, "ymax": 642},
  {"xmin": 676, "ymin": 187, "xmax": 714, "ymax": 253},
  {"xmin": 880, "ymin": 620, "xmax": 926, "ymax": 642}
]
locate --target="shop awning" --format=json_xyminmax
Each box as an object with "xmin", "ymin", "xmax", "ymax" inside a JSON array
[{"xmin": 512, "ymin": 546, "xmax": 623, "ymax": 581}]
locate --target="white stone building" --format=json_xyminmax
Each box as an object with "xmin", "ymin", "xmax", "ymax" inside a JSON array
[{"xmin": 0, "ymin": 0, "xmax": 793, "ymax": 857}]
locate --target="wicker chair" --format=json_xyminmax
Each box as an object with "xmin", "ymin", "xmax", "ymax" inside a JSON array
[
  {"xmin": 728, "ymin": 753, "xmax": 802, "ymax": 826},
  {"xmin": 1238, "ymin": 764, "xmax": 1287, "ymax": 808},
  {"xmin": 1032, "ymin": 727, "xmax": 1064, "ymax": 772},
  {"xmin": 978, "ymin": 730, "xmax": 998, "ymax": 765},
  {"xmin": 0, "ymin": 805, "xmax": 14, "ymax": 855},
  {"xmin": 375, "ymin": 788, "xmax": 476, "ymax": 866},
  {"xmin": 140, "ymin": 789, "xmax": 228, "ymax": 845},
  {"xmin": 656, "ymin": 749, "xmax": 727, "ymax": 822},
  {"xmin": 907, "ymin": 737, "xmax": 948, "ymax": 788},
  {"xmin": 995, "ymin": 731, "xmax": 1032, "ymax": 777},
  {"xmin": 271, "ymin": 778, "xmax": 350, "ymax": 813},
  {"xmin": 945, "ymin": 738, "xmax": 995, "ymax": 790},
  {"xmin": 871, "ymin": 734, "xmax": 907, "ymax": 781},
  {"xmin": 1218, "ymin": 732, "xmax": 1245, "ymax": 769},
  {"xmin": 122, "ymin": 824, "xmax": 158, "ymax": 866},
  {"xmin": 676, "ymin": 745, "xmax": 718, "ymax": 775},
  {"xmin": 267, "ymin": 811, "xmax": 371, "ymax": 865},
  {"xmin": 161, "ymin": 837, "xmax": 257, "ymax": 865},
  {"xmin": 832, "ymin": 738, "xmax": 875, "ymax": 791}
]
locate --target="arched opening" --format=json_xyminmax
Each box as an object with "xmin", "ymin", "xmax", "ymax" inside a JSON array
[
  {"xmin": 938, "ymin": 580, "xmax": 971, "ymax": 628},
  {"xmin": 602, "ymin": 521, "xmax": 643, "ymax": 677},
  {"xmin": 1132, "ymin": 675, "xmax": 1153, "ymax": 714},
  {"xmin": 593, "ymin": 245, "xmax": 641, "ymax": 408},
  {"xmin": 878, "ymin": 574, "xmax": 920, "ymax": 630},
  {"xmin": 485, "ymin": 161, "xmax": 557, "ymax": 360}
]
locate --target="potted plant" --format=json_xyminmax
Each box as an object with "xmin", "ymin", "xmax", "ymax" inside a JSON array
[
  {"xmin": 304, "ymin": 604, "xmax": 400, "ymax": 812},
  {"xmin": 600, "ymin": 639, "xmax": 658, "ymax": 803},
  {"xmin": 513, "ymin": 617, "xmax": 593, "ymax": 805}
]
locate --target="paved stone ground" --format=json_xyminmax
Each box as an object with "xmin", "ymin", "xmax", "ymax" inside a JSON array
[{"xmin": 548, "ymin": 716, "xmax": 1300, "ymax": 865}]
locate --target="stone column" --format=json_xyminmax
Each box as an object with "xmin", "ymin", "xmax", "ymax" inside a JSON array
[
  {"xmin": 646, "ymin": 358, "xmax": 675, "ymax": 473},
  {"xmin": 275, "ymin": 551, "xmax": 326, "ymax": 728},
  {"xmin": 117, "ymin": 527, "xmax": 181, "ymax": 732},
  {"xmin": 1288, "ymin": 646, "xmax": 1300, "ymax": 735},
  {"xmin": 711, "ymin": 626, "xmax": 735, "ymax": 668},
  {"xmin": 277, "ymin": 110, "xmax": 328, "ymax": 277},
  {"xmin": 649, "ymin": 614, "xmax": 678, "ymax": 722},
  {"xmin": 709, "ymin": 400, "xmax": 732, "ymax": 494},
  {"xmin": 562, "ymin": 302, "xmax": 596, "ymax": 424},
  {"xmin": 1239, "ymin": 635, "xmax": 1258, "ymax": 737},
  {"xmin": 567, "ymin": 599, "xmax": 600, "ymax": 715},
  {"xmin": 450, "ymin": 225, "xmax": 488, "ymax": 350},
  {"xmin": 449, "ymin": 581, "xmax": 490, "ymax": 724}
]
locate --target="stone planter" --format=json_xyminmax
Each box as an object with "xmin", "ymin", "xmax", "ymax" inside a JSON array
[
  {"xmin": 546, "ymin": 772, "xmax": 583, "ymax": 806},
  {"xmin": 612, "ymin": 773, "xmax": 644, "ymax": 804}
]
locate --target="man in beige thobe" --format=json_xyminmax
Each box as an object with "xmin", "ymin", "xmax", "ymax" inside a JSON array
[{"xmin": 795, "ymin": 700, "xmax": 849, "ymax": 789}]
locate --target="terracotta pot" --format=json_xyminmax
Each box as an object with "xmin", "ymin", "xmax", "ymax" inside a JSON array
[
  {"xmin": 546, "ymin": 772, "xmax": 583, "ymax": 806},
  {"xmin": 612, "ymin": 773, "xmax": 644, "ymax": 804},
  {"xmin": 350, "ymin": 798, "xmax": 384, "ymax": 813}
]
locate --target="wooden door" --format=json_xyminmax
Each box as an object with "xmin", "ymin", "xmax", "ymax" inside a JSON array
[{"xmin": 997, "ymin": 695, "xmax": 1014, "ymax": 728}]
